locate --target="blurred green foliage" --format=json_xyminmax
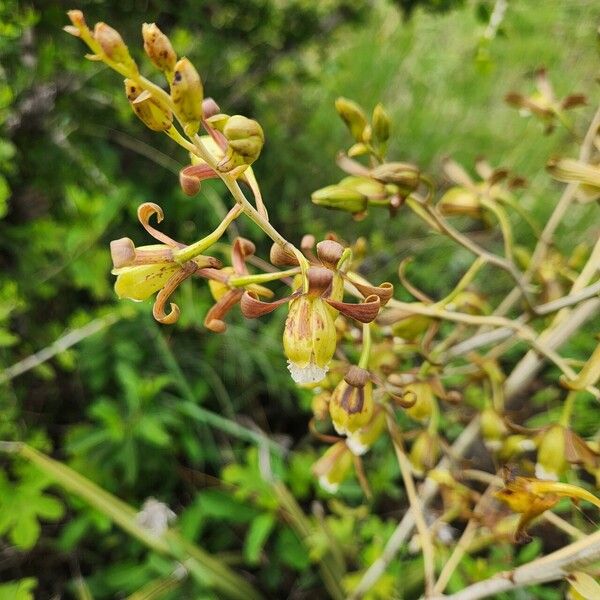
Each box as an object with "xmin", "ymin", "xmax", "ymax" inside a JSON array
[{"xmin": 1, "ymin": 0, "xmax": 599, "ymax": 597}]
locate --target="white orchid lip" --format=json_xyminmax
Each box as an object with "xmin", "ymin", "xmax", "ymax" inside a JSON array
[
  {"xmin": 534, "ymin": 462, "xmax": 559, "ymax": 481},
  {"xmin": 318, "ymin": 475, "xmax": 339, "ymax": 494},
  {"xmin": 287, "ymin": 360, "xmax": 328, "ymax": 385},
  {"xmin": 346, "ymin": 434, "xmax": 369, "ymax": 456}
]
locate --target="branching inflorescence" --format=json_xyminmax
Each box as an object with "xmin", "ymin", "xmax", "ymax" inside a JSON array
[{"xmin": 64, "ymin": 10, "xmax": 600, "ymax": 599}]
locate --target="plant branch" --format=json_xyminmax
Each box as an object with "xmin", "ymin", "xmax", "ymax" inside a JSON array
[
  {"xmin": 431, "ymin": 527, "xmax": 600, "ymax": 600},
  {"xmin": 386, "ymin": 413, "xmax": 436, "ymax": 596},
  {"xmin": 346, "ymin": 418, "xmax": 482, "ymax": 600}
]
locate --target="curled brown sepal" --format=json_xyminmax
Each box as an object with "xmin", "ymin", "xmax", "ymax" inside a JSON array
[
  {"xmin": 392, "ymin": 389, "xmax": 417, "ymax": 409},
  {"xmin": 204, "ymin": 288, "xmax": 243, "ymax": 333},
  {"xmin": 345, "ymin": 274, "xmax": 394, "ymax": 306},
  {"xmin": 137, "ymin": 202, "xmax": 182, "ymax": 248},
  {"xmin": 372, "ymin": 374, "xmax": 417, "ymax": 408},
  {"xmin": 325, "ymin": 294, "xmax": 381, "ymax": 323},
  {"xmin": 231, "ymin": 237, "xmax": 256, "ymax": 274},
  {"xmin": 240, "ymin": 291, "xmax": 296, "ymax": 319},
  {"xmin": 179, "ymin": 164, "xmax": 219, "ymax": 196},
  {"xmin": 152, "ymin": 267, "xmax": 193, "ymax": 324}
]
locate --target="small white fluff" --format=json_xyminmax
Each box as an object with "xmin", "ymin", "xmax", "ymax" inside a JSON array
[
  {"xmin": 136, "ymin": 497, "xmax": 176, "ymax": 536},
  {"xmin": 287, "ymin": 360, "xmax": 328, "ymax": 384}
]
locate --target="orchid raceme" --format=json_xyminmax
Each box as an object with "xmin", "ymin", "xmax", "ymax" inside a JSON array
[{"xmin": 58, "ymin": 11, "xmax": 600, "ymax": 599}]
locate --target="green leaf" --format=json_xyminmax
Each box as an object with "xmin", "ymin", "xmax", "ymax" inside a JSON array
[
  {"xmin": 0, "ymin": 578, "xmax": 37, "ymax": 600},
  {"xmin": 275, "ymin": 527, "xmax": 310, "ymax": 571},
  {"xmin": 244, "ymin": 513, "xmax": 276, "ymax": 565},
  {"xmin": 10, "ymin": 514, "xmax": 41, "ymax": 549}
]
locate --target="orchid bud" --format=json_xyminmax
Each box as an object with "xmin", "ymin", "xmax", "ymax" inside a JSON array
[
  {"xmin": 391, "ymin": 313, "xmax": 432, "ymax": 340},
  {"xmin": 93, "ymin": 23, "xmax": 137, "ymax": 73},
  {"xmin": 335, "ymin": 97, "xmax": 368, "ymax": 142},
  {"xmin": 536, "ymin": 425, "xmax": 568, "ymax": 481},
  {"xmin": 312, "ymin": 391, "xmax": 331, "ymax": 421},
  {"xmin": 346, "ymin": 408, "xmax": 386, "ymax": 456},
  {"xmin": 480, "ymin": 406, "xmax": 508, "ymax": 451},
  {"xmin": 125, "ymin": 79, "xmax": 173, "ymax": 132},
  {"xmin": 498, "ymin": 435, "xmax": 536, "ymax": 462},
  {"xmin": 438, "ymin": 187, "xmax": 482, "ymax": 218},
  {"xmin": 315, "ymin": 240, "xmax": 344, "ymax": 269},
  {"xmin": 329, "ymin": 366, "xmax": 374, "ymax": 436},
  {"xmin": 404, "ymin": 382, "xmax": 435, "ymax": 423},
  {"xmin": 370, "ymin": 162, "xmax": 420, "ymax": 189},
  {"xmin": 312, "ymin": 441, "xmax": 353, "ymax": 494},
  {"xmin": 547, "ymin": 158, "xmax": 600, "ymax": 202},
  {"xmin": 339, "ymin": 176, "xmax": 388, "ymax": 199},
  {"xmin": 372, "ymin": 103, "xmax": 390, "ymax": 143},
  {"xmin": 311, "ymin": 185, "xmax": 368, "ymax": 214},
  {"xmin": 142, "ymin": 23, "xmax": 177, "ymax": 73},
  {"xmin": 171, "ymin": 58, "xmax": 204, "ymax": 135},
  {"xmin": 409, "ymin": 431, "xmax": 441, "ymax": 477}
]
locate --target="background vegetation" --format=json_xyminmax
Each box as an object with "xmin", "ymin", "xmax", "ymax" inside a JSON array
[{"xmin": 1, "ymin": 0, "xmax": 599, "ymax": 598}]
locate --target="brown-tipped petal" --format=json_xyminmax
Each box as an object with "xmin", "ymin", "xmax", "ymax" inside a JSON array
[
  {"xmin": 316, "ymin": 240, "xmax": 344, "ymax": 269},
  {"xmin": 336, "ymin": 152, "xmax": 370, "ymax": 176},
  {"xmin": 137, "ymin": 202, "xmax": 181, "ymax": 247},
  {"xmin": 270, "ymin": 243, "xmax": 299, "ymax": 266},
  {"xmin": 442, "ymin": 157, "xmax": 473, "ymax": 187},
  {"xmin": 110, "ymin": 237, "xmax": 136, "ymax": 268},
  {"xmin": 326, "ymin": 294, "xmax": 380, "ymax": 323},
  {"xmin": 487, "ymin": 169, "xmax": 509, "ymax": 187},
  {"xmin": 240, "ymin": 291, "xmax": 293, "ymax": 319},
  {"xmin": 232, "ymin": 237, "xmax": 256, "ymax": 274},
  {"xmin": 504, "ymin": 92, "xmax": 525, "ymax": 108},
  {"xmin": 345, "ymin": 275, "xmax": 394, "ymax": 305},
  {"xmin": 204, "ymin": 289, "xmax": 243, "ymax": 333},
  {"xmin": 152, "ymin": 268, "xmax": 191, "ymax": 324},
  {"xmin": 561, "ymin": 94, "xmax": 587, "ymax": 110}
]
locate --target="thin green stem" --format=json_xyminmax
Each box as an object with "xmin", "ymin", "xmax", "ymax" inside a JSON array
[
  {"xmin": 173, "ymin": 205, "xmax": 242, "ymax": 263},
  {"xmin": 358, "ymin": 322, "xmax": 372, "ymax": 369},
  {"xmin": 229, "ymin": 267, "xmax": 300, "ymax": 288},
  {"xmin": 435, "ymin": 256, "xmax": 486, "ymax": 308},
  {"xmin": 559, "ymin": 391, "xmax": 578, "ymax": 428}
]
